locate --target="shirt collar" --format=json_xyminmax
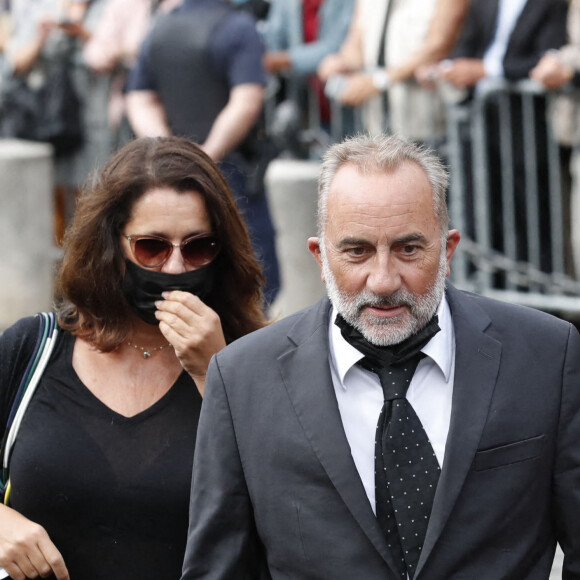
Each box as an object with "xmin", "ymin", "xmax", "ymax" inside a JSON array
[{"xmin": 329, "ymin": 293, "xmax": 454, "ymax": 389}]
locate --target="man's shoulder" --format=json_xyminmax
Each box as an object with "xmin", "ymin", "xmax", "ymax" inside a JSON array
[
  {"xmin": 153, "ymin": 0, "xmax": 232, "ymax": 30},
  {"xmin": 176, "ymin": 1, "xmax": 259, "ymax": 35},
  {"xmin": 449, "ymin": 286, "xmax": 574, "ymax": 337},
  {"xmin": 217, "ymin": 7, "xmax": 263, "ymax": 49},
  {"xmin": 219, "ymin": 298, "xmax": 329, "ymax": 358}
]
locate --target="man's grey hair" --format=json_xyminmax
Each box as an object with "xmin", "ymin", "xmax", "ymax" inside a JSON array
[{"xmin": 317, "ymin": 133, "xmax": 450, "ymax": 237}]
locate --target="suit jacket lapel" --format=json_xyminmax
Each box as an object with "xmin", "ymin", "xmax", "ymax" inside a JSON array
[
  {"xmin": 417, "ymin": 286, "xmax": 502, "ymax": 576},
  {"xmin": 279, "ymin": 297, "xmax": 402, "ymax": 574},
  {"xmin": 509, "ymin": 0, "xmax": 537, "ymax": 49},
  {"xmin": 481, "ymin": 0, "xmax": 500, "ymax": 51}
]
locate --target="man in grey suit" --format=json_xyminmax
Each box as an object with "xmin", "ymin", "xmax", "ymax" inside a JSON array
[{"xmin": 181, "ymin": 134, "xmax": 580, "ymax": 579}]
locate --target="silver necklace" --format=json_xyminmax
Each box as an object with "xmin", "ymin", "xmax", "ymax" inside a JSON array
[{"xmin": 126, "ymin": 340, "xmax": 172, "ymax": 359}]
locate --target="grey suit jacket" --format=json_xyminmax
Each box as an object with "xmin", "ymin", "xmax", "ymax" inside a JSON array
[{"xmin": 182, "ymin": 285, "xmax": 580, "ymax": 579}]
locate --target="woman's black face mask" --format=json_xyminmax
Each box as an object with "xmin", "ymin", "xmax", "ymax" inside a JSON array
[{"xmin": 122, "ymin": 259, "xmax": 216, "ymax": 325}]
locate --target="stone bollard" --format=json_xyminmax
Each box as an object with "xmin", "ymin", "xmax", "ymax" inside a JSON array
[
  {"xmin": 0, "ymin": 140, "xmax": 56, "ymax": 331},
  {"xmin": 266, "ymin": 158, "xmax": 326, "ymax": 318}
]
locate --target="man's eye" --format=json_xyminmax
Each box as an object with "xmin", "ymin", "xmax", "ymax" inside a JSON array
[
  {"xmin": 401, "ymin": 244, "xmax": 419, "ymax": 255},
  {"xmin": 345, "ymin": 246, "xmax": 368, "ymax": 257}
]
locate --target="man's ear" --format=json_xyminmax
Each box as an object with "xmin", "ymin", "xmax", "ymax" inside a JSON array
[
  {"xmin": 308, "ymin": 237, "xmax": 325, "ymax": 282},
  {"xmin": 445, "ymin": 229, "xmax": 461, "ymax": 276}
]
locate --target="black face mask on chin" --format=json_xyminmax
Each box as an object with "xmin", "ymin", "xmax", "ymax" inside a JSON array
[{"xmin": 122, "ymin": 259, "xmax": 216, "ymax": 325}]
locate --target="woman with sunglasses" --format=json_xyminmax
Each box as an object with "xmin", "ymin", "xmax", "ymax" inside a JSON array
[{"xmin": 0, "ymin": 136, "xmax": 266, "ymax": 579}]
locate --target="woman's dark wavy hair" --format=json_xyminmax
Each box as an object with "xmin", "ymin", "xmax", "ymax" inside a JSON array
[{"xmin": 56, "ymin": 136, "xmax": 266, "ymax": 351}]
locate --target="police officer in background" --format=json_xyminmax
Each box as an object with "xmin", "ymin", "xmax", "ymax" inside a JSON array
[{"xmin": 126, "ymin": 0, "xmax": 280, "ymax": 304}]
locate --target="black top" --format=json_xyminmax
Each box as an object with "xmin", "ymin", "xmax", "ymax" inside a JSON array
[{"xmin": 0, "ymin": 316, "xmax": 202, "ymax": 580}]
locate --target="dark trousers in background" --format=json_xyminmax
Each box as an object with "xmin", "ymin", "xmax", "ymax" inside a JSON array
[
  {"xmin": 460, "ymin": 93, "xmax": 556, "ymax": 281},
  {"xmin": 220, "ymin": 156, "xmax": 280, "ymax": 306}
]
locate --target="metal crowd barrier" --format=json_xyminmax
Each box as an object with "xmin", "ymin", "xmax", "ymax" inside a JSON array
[
  {"xmin": 446, "ymin": 79, "xmax": 580, "ymax": 313},
  {"xmin": 264, "ymin": 77, "xmax": 580, "ymax": 314}
]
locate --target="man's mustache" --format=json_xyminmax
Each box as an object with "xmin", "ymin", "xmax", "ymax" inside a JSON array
[{"xmin": 353, "ymin": 290, "xmax": 417, "ymax": 311}]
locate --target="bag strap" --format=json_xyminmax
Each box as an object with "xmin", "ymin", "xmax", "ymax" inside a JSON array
[{"xmin": 0, "ymin": 312, "xmax": 59, "ymax": 504}]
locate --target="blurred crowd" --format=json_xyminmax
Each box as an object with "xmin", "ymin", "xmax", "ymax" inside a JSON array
[{"xmin": 0, "ymin": 0, "xmax": 579, "ymax": 296}]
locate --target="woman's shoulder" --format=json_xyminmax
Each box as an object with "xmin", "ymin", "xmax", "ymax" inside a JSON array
[
  {"xmin": 1, "ymin": 315, "xmax": 43, "ymax": 350},
  {"xmin": 0, "ymin": 314, "xmax": 46, "ymax": 427},
  {"xmin": 0, "ymin": 313, "xmax": 63, "ymax": 379}
]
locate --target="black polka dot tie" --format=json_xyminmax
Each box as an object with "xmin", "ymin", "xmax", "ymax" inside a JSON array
[
  {"xmin": 361, "ymin": 355, "xmax": 440, "ymax": 579},
  {"xmin": 335, "ymin": 313, "xmax": 441, "ymax": 578}
]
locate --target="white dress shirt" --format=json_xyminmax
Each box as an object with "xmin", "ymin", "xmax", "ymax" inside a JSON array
[
  {"xmin": 482, "ymin": 0, "xmax": 529, "ymax": 79},
  {"xmin": 328, "ymin": 296, "xmax": 456, "ymax": 513}
]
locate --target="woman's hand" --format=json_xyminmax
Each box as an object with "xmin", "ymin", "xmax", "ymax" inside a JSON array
[
  {"xmin": 530, "ymin": 53, "xmax": 574, "ymax": 90},
  {"xmin": 317, "ymin": 53, "xmax": 350, "ymax": 82},
  {"xmin": 38, "ymin": 17, "xmax": 57, "ymax": 43},
  {"xmin": 338, "ymin": 73, "xmax": 378, "ymax": 106},
  {"xmin": 0, "ymin": 504, "xmax": 69, "ymax": 580},
  {"xmin": 438, "ymin": 58, "xmax": 486, "ymax": 88},
  {"xmin": 155, "ymin": 291, "xmax": 226, "ymax": 394},
  {"xmin": 415, "ymin": 64, "xmax": 439, "ymax": 89},
  {"xmin": 57, "ymin": 20, "xmax": 90, "ymax": 42}
]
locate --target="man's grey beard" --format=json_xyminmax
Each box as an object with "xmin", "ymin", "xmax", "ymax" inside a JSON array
[{"xmin": 321, "ymin": 241, "xmax": 447, "ymax": 346}]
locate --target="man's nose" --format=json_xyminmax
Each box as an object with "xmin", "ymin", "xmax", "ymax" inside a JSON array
[{"xmin": 366, "ymin": 254, "xmax": 401, "ymax": 296}]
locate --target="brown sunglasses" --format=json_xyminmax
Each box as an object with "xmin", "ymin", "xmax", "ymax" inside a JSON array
[{"xmin": 123, "ymin": 233, "xmax": 220, "ymax": 268}]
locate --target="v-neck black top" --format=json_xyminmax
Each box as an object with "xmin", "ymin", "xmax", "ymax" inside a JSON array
[{"xmin": 1, "ymin": 316, "xmax": 202, "ymax": 579}]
